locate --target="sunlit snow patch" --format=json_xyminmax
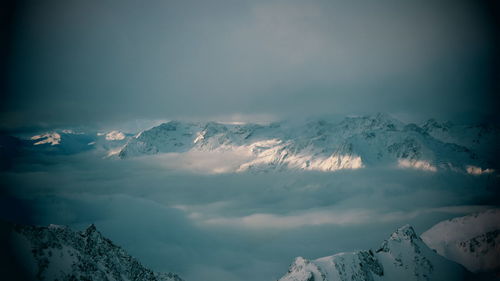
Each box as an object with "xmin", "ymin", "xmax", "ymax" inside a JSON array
[
  {"xmin": 290, "ymin": 154, "xmax": 364, "ymax": 172},
  {"xmin": 398, "ymin": 159, "xmax": 437, "ymax": 172},
  {"xmin": 236, "ymin": 139, "xmax": 364, "ymax": 172},
  {"xmin": 193, "ymin": 131, "xmax": 205, "ymax": 144},
  {"xmin": 104, "ymin": 130, "xmax": 126, "ymax": 141},
  {"xmin": 31, "ymin": 132, "xmax": 61, "ymax": 146},
  {"xmin": 466, "ymin": 165, "xmax": 495, "ymax": 175},
  {"xmin": 106, "ymin": 146, "xmax": 126, "ymax": 158}
]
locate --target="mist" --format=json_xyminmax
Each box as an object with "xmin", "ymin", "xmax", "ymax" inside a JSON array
[{"xmin": 1, "ymin": 150, "xmax": 498, "ymax": 281}]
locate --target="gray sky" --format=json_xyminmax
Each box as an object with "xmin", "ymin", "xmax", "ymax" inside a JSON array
[
  {"xmin": 1, "ymin": 2, "xmax": 499, "ymax": 280},
  {"xmin": 2, "ymin": 0, "xmax": 499, "ymax": 128}
]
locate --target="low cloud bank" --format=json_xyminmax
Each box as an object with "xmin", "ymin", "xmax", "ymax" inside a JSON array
[{"xmin": 1, "ymin": 152, "xmax": 499, "ymax": 281}]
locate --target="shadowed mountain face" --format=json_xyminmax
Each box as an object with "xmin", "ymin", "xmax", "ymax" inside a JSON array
[{"xmin": 1, "ymin": 222, "xmax": 183, "ymax": 281}]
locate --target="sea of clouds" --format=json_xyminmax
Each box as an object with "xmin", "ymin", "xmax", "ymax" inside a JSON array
[{"xmin": 1, "ymin": 149, "xmax": 499, "ymax": 281}]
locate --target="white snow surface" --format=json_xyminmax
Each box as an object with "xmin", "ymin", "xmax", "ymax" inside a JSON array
[
  {"xmin": 8, "ymin": 223, "xmax": 183, "ymax": 281},
  {"xmin": 421, "ymin": 209, "xmax": 500, "ymax": 273},
  {"xmin": 31, "ymin": 132, "xmax": 61, "ymax": 146},
  {"xmin": 278, "ymin": 225, "xmax": 468, "ymax": 281},
  {"xmin": 118, "ymin": 113, "xmax": 497, "ymax": 173},
  {"xmin": 104, "ymin": 130, "xmax": 126, "ymax": 141}
]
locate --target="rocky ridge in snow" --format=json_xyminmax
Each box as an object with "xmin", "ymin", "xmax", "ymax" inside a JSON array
[
  {"xmin": 4, "ymin": 222, "xmax": 183, "ymax": 281},
  {"xmin": 278, "ymin": 224, "xmax": 468, "ymax": 281},
  {"xmin": 421, "ymin": 209, "xmax": 500, "ymax": 274},
  {"xmin": 1, "ymin": 114, "xmax": 497, "ymax": 173},
  {"xmin": 118, "ymin": 114, "xmax": 496, "ymax": 173}
]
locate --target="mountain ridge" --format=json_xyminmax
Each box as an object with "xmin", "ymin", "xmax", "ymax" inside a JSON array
[
  {"xmin": 2, "ymin": 221, "xmax": 183, "ymax": 281},
  {"xmin": 1, "ymin": 114, "xmax": 497, "ymax": 174},
  {"xmin": 118, "ymin": 114, "xmax": 497, "ymax": 173},
  {"xmin": 278, "ymin": 224, "xmax": 469, "ymax": 281}
]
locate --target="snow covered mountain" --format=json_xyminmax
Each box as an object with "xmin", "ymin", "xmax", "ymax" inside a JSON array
[
  {"xmin": 422, "ymin": 119, "xmax": 499, "ymax": 161},
  {"xmin": 118, "ymin": 114, "xmax": 497, "ymax": 173},
  {"xmin": 3, "ymin": 222, "xmax": 183, "ymax": 281},
  {"xmin": 278, "ymin": 224, "xmax": 469, "ymax": 281},
  {"xmin": 421, "ymin": 209, "xmax": 500, "ymax": 275},
  {"xmin": 0, "ymin": 129, "xmax": 132, "ymax": 158},
  {"xmin": 1, "ymin": 113, "xmax": 496, "ymax": 173}
]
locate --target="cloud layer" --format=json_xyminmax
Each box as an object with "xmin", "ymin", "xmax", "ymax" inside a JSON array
[{"xmin": 1, "ymin": 150, "xmax": 499, "ymax": 281}]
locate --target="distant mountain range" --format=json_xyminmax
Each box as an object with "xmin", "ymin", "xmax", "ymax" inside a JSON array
[
  {"xmin": 1, "ymin": 113, "xmax": 498, "ymax": 173},
  {"xmin": 118, "ymin": 113, "xmax": 499, "ymax": 173},
  {"xmin": 1, "ymin": 222, "xmax": 183, "ymax": 281}
]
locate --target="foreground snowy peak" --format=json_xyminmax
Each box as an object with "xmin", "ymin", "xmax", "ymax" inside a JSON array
[
  {"xmin": 118, "ymin": 114, "xmax": 496, "ymax": 173},
  {"xmin": 421, "ymin": 209, "xmax": 500, "ymax": 274},
  {"xmin": 279, "ymin": 225, "xmax": 468, "ymax": 281},
  {"xmin": 5, "ymin": 222, "xmax": 183, "ymax": 281}
]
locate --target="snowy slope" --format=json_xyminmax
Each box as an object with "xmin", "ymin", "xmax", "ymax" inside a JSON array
[
  {"xmin": 3, "ymin": 114, "xmax": 495, "ymax": 173},
  {"xmin": 422, "ymin": 119, "xmax": 499, "ymax": 152},
  {"xmin": 118, "ymin": 114, "xmax": 496, "ymax": 173},
  {"xmin": 421, "ymin": 119, "xmax": 500, "ymax": 169},
  {"xmin": 6, "ymin": 222, "xmax": 183, "ymax": 281},
  {"xmin": 278, "ymin": 225, "xmax": 468, "ymax": 281},
  {"xmin": 421, "ymin": 209, "xmax": 500, "ymax": 274},
  {"xmin": 118, "ymin": 121, "xmax": 283, "ymax": 158}
]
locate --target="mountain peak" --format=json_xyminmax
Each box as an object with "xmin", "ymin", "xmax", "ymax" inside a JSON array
[
  {"xmin": 422, "ymin": 118, "xmax": 454, "ymax": 130},
  {"xmin": 158, "ymin": 121, "xmax": 182, "ymax": 131},
  {"xmin": 279, "ymin": 224, "xmax": 467, "ymax": 281},
  {"xmin": 9, "ymin": 222, "xmax": 184, "ymax": 281},
  {"xmin": 84, "ymin": 223, "xmax": 99, "ymax": 236},
  {"xmin": 340, "ymin": 112, "xmax": 403, "ymax": 132},
  {"xmin": 291, "ymin": 256, "xmax": 309, "ymax": 267},
  {"xmin": 372, "ymin": 112, "xmax": 393, "ymax": 119},
  {"xmin": 48, "ymin": 224, "xmax": 69, "ymax": 230},
  {"xmin": 376, "ymin": 224, "xmax": 422, "ymax": 254},
  {"xmin": 86, "ymin": 223, "xmax": 96, "ymax": 231},
  {"xmin": 116, "ymin": 114, "xmax": 496, "ymax": 173},
  {"xmin": 390, "ymin": 224, "xmax": 419, "ymax": 241}
]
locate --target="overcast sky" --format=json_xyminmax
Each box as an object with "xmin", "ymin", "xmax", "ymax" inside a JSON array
[
  {"xmin": 1, "ymin": 2, "xmax": 499, "ymax": 280},
  {"xmin": 1, "ymin": 0, "xmax": 499, "ymax": 128}
]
